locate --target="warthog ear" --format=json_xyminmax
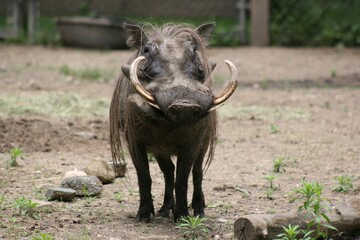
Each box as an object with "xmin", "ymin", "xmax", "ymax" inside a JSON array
[
  {"xmin": 123, "ymin": 23, "xmax": 147, "ymax": 49},
  {"xmin": 196, "ymin": 22, "xmax": 216, "ymax": 45}
]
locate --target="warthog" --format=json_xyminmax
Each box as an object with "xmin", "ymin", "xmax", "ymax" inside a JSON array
[{"xmin": 110, "ymin": 22, "xmax": 237, "ymax": 222}]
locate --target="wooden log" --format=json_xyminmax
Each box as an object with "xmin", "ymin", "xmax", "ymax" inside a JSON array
[{"xmin": 234, "ymin": 199, "xmax": 360, "ymax": 240}]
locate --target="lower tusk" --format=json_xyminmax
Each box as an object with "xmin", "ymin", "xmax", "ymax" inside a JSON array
[
  {"xmin": 147, "ymin": 101, "xmax": 161, "ymax": 110},
  {"xmin": 208, "ymin": 104, "xmax": 224, "ymax": 112}
]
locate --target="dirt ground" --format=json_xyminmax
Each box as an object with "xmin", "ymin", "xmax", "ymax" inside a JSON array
[{"xmin": 0, "ymin": 44, "xmax": 359, "ymax": 239}]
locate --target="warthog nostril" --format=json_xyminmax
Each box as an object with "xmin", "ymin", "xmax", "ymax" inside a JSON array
[
  {"xmin": 193, "ymin": 108, "xmax": 201, "ymax": 118},
  {"xmin": 168, "ymin": 107, "xmax": 180, "ymax": 117}
]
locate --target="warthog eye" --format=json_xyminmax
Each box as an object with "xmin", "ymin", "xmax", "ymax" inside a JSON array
[
  {"xmin": 142, "ymin": 47, "xmax": 149, "ymax": 54},
  {"xmin": 183, "ymin": 44, "xmax": 205, "ymax": 81}
]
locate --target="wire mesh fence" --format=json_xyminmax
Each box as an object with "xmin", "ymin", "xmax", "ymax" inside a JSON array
[{"xmin": 0, "ymin": 0, "xmax": 359, "ymax": 46}]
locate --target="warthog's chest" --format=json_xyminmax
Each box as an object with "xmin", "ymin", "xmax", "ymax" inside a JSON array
[{"xmin": 139, "ymin": 117, "xmax": 210, "ymax": 155}]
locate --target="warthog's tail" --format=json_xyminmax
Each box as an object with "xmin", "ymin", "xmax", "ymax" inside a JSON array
[{"xmin": 109, "ymin": 74, "xmax": 130, "ymax": 177}]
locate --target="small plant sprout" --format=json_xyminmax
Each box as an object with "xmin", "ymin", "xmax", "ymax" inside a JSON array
[
  {"xmin": 81, "ymin": 185, "xmax": 90, "ymax": 197},
  {"xmin": 31, "ymin": 232, "xmax": 55, "ymax": 240},
  {"xmin": 265, "ymin": 174, "xmax": 277, "ymax": 189},
  {"xmin": 270, "ymin": 124, "xmax": 279, "ymax": 134},
  {"xmin": 276, "ymin": 224, "xmax": 313, "ymax": 240},
  {"xmin": 331, "ymin": 68, "xmax": 337, "ymax": 77},
  {"xmin": 289, "ymin": 180, "xmax": 338, "ymax": 239},
  {"xmin": 176, "ymin": 215, "xmax": 210, "ymax": 239},
  {"xmin": 264, "ymin": 174, "xmax": 278, "ymax": 199},
  {"xmin": 0, "ymin": 195, "xmax": 6, "ymax": 210},
  {"xmin": 6, "ymin": 147, "xmax": 24, "ymax": 168},
  {"xmin": 333, "ymin": 175, "xmax": 353, "ymax": 193},
  {"xmin": 13, "ymin": 197, "xmax": 39, "ymax": 218},
  {"xmin": 273, "ymin": 156, "xmax": 285, "ymax": 172},
  {"xmin": 114, "ymin": 191, "xmax": 123, "ymax": 203}
]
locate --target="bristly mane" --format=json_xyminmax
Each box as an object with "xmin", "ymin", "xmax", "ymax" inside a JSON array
[{"xmin": 109, "ymin": 23, "xmax": 217, "ymax": 176}]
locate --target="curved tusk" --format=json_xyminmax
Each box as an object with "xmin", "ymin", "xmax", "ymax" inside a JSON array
[
  {"xmin": 208, "ymin": 103, "xmax": 224, "ymax": 112},
  {"xmin": 212, "ymin": 60, "xmax": 238, "ymax": 106},
  {"xmin": 130, "ymin": 56, "xmax": 160, "ymax": 109}
]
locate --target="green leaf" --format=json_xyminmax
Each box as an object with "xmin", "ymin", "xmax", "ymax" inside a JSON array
[
  {"xmin": 321, "ymin": 213, "xmax": 331, "ymax": 224},
  {"xmin": 322, "ymin": 223, "xmax": 338, "ymax": 231}
]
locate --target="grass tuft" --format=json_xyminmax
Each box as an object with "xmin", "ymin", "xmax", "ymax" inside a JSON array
[{"xmin": 0, "ymin": 93, "xmax": 109, "ymax": 117}]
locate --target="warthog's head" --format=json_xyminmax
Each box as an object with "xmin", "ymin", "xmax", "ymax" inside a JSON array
[{"xmin": 121, "ymin": 23, "xmax": 237, "ymax": 124}]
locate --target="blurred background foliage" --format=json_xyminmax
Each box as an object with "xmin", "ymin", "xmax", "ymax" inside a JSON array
[{"xmin": 270, "ymin": 0, "xmax": 360, "ymax": 47}]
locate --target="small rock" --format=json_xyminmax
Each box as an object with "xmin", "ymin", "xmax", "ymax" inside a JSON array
[
  {"xmin": 29, "ymin": 81, "xmax": 42, "ymax": 90},
  {"xmin": 84, "ymin": 160, "xmax": 115, "ymax": 184},
  {"xmin": 223, "ymin": 233, "xmax": 234, "ymax": 239},
  {"xmin": 218, "ymin": 218, "xmax": 228, "ymax": 223},
  {"xmin": 46, "ymin": 187, "xmax": 76, "ymax": 202},
  {"xmin": 61, "ymin": 176, "xmax": 102, "ymax": 197},
  {"xmin": 75, "ymin": 131, "xmax": 97, "ymax": 140},
  {"xmin": 63, "ymin": 170, "xmax": 87, "ymax": 180},
  {"xmin": 33, "ymin": 200, "xmax": 54, "ymax": 212},
  {"xmin": 214, "ymin": 235, "xmax": 221, "ymax": 240}
]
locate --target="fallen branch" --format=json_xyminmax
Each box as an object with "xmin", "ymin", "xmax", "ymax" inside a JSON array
[{"xmin": 234, "ymin": 198, "xmax": 360, "ymax": 240}]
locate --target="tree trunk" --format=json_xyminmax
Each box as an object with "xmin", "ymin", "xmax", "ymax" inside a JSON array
[{"xmin": 234, "ymin": 199, "xmax": 360, "ymax": 240}]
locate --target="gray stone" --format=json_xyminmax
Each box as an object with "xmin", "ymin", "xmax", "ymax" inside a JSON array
[
  {"xmin": 223, "ymin": 233, "xmax": 234, "ymax": 239},
  {"xmin": 63, "ymin": 170, "xmax": 87, "ymax": 180},
  {"xmin": 75, "ymin": 131, "xmax": 97, "ymax": 140},
  {"xmin": 61, "ymin": 176, "xmax": 102, "ymax": 197},
  {"xmin": 84, "ymin": 160, "xmax": 115, "ymax": 184},
  {"xmin": 46, "ymin": 187, "xmax": 76, "ymax": 202},
  {"xmin": 32, "ymin": 200, "xmax": 54, "ymax": 212}
]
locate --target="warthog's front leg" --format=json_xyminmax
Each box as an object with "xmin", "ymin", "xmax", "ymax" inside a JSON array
[
  {"xmin": 156, "ymin": 156, "xmax": 175, "ymax": 217},
  {"xmin": 192, "ymin": 147, "xmax": 207, "ymax": 217},
  {"xmin": 129, "ymin": 143, "xmax": 154, "ymax": 222},
  {"xmin": 173, "ymin": 150, "xmax": 194, "ymax": 221}
]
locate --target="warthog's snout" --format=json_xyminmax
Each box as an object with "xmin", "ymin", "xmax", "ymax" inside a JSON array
[
  {"xmin": 168, "ymin": 100, "xmax": 203, "ymax": 124},
  {"xmin": 155, "ymin": 85, "xmax": 213, "ymax": 124}
]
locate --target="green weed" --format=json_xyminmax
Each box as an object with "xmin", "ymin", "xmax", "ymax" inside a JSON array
[
  {"xmin": 32, "ymin": 232, "xmax": 55, "ymax": 240},
  {"xmin": 59, "ymin": 64, "xmax": 73, "ymax": 76},
  {"xmin": 0, "ymin": 194, "xmax": 6, "ymax": 210},
  {"xmin": 5, "ymin": 147, "xmax": 23, "ymax": 168},
  {"xmin": 273, "ymin": 157, "xmax": 286, "ymax": 172},
  {"xmin": 81, "ymin": 185, "xmax": 92, "ymax": 199},
  {"xmin": 60, "ymin": 64, "xmax": 114, "ymax": 82},
  {"xmin": 264, "ymin": 174, "xmax": 278, "ymax": 199},
  {"xmin": 265, "ymin": 174, "xmax": 277, "ymax": 190},
  {"xmin": 13, "ymin": 197, "xmax": 39, "ymax": 218},
  {"xmin": 114, "ymin": 191, "xmax": 123, "ymax": 203},
  {"xmin": 0, "ymin": 93, "xmax": 109, "ymax": 117},
  {"xmin": 289, "ymin": 180, "xmax": 338, "ymax": 239},
  {"xmin": 276, "ymin": 224, "xmax": 313, "ymax": 240},
  {"xmin": 333, "ymin": 175, "xmax": 353, "ymax": 193},
  {"xmin": 176, "ymin": 215, "xmax": 210, "ymax": 239},
  {"xmin": 331, "ymin": 68, "xmax": 337, "ymax": 77},
  {"xmin": 270, "ymin": 124, "xmax": 279, "ymax": 134}
]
